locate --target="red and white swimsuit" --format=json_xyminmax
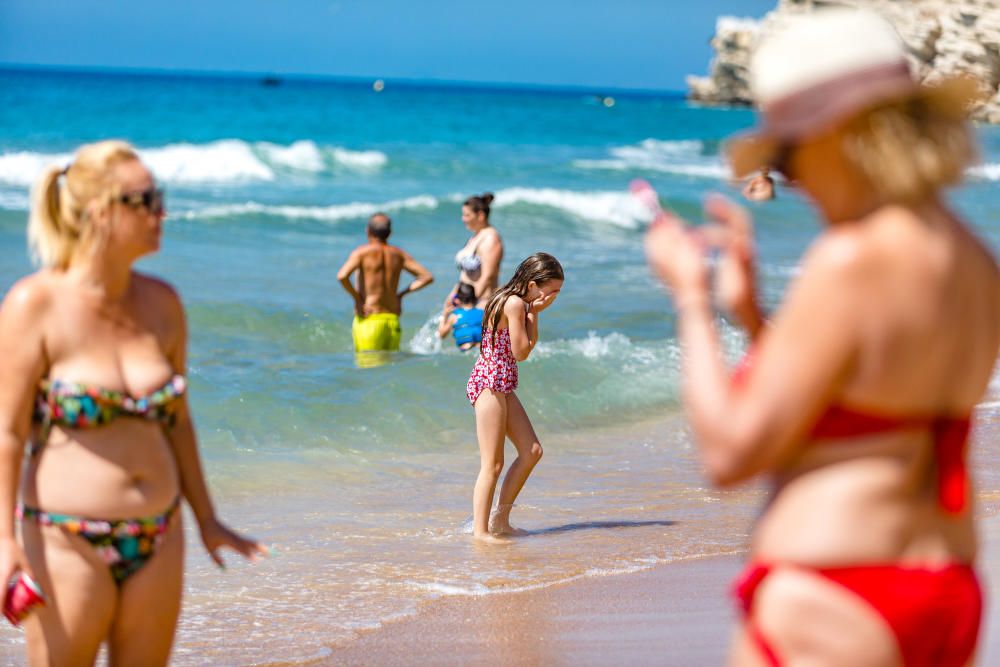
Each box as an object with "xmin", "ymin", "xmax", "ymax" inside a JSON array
[{"xmin": 466, "ymin": 328, "xmax": 518, "ymax": 406}]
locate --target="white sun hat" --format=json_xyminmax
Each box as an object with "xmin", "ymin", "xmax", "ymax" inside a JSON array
[{"xmin": 727, "ymin": 8, "xmax": 979, "ymax": 177}]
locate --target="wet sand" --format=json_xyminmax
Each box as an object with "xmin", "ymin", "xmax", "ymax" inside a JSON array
[
  {"xmin": 321, "ymin": 511, "xmax": 1000, "ymax": 666},
  {"xmin": 321, "ymin": 553, "xmax": 741, "ymax": 666}
]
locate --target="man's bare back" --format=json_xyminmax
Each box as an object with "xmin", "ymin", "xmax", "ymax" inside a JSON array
[
  {"xmin": 353, "ymin": 242, "xmax": 407, "ymax": 315},
  {"xmin": 337, "ymin": 213, "xmax": 434, "ymax": 318}
]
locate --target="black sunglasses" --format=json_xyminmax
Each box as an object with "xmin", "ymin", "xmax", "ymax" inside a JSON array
[{"xmin": 118, "ymin": 187, "xmax": 165, "ymax": 215}]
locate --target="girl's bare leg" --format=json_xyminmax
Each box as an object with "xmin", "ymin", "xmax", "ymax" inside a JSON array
[
  {"xmin": 472, "ymin": 389, "xmax": 507, "ymax": 540},
  {"xmin": 492, "ymin": 392, "xmax": 543, "ymax": 535},
  {"xmin": 108, "ymin": 513, "xmax": 184, "ymax": 666}
]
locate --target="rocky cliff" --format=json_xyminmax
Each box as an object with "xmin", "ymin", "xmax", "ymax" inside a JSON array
[{"xmin": 686, "ymin": 0, "xmax": 1000, "ymax": 123}]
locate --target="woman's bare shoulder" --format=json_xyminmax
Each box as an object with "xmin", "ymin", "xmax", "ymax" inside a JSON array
[
  {"xmin": 133, "ymin": 271, "xmax": 180, "ymax": 298},
  {"xmin": 482, "ymin": 226, "xmax": 503, "ymax": 245},
  {"xmin": 1, "ymin": 271, "xmax": 57, "ymax": 317},
  {"xmin": 804, "ymin": 216, "xmax": 890, "ymax": 277},
  {"xmin": 132, "ymin": 272, "xmax": 184, "ymax": 317}
]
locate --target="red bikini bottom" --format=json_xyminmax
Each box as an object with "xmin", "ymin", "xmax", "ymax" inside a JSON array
[{"xmin": 733, "ymin": 562, "xmax": 982, "ymax": 667}]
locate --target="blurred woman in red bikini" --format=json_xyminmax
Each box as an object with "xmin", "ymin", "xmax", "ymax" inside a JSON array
[{"xmin": 644, "ymin": 9, "xmax": 998, "ymax": 666}]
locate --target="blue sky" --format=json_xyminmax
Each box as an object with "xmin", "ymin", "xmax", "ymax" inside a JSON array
[{"xmin": 0, "ymin": 1, "xmax": 774, "ymax": 91}]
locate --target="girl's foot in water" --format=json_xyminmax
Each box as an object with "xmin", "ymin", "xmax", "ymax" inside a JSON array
[
  {"xmin": 490, "ymin": 504, "xmax": 529, "ymax": 536},
  {"xmin": 473, "ymin": 532, "xmax": 508, "ymax": 544},
  {"xmin": 491, "ymin": 522, "xmax": 529, "ymax": 536}
]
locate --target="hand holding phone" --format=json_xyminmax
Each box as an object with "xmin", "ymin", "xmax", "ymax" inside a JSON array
[{"xmin": 634, "ymin": 180, "xmax": 713, "ymax": 296}]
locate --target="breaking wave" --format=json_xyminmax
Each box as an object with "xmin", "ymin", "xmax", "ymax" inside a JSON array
[{"xmin": 0, "ymin": 140, "xmax": 389, "ymax": 187}]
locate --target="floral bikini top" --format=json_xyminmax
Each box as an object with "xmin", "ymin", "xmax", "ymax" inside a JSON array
[{"xmin": 33, "ymin": 375, "xmax": 187, "ymax": 446}]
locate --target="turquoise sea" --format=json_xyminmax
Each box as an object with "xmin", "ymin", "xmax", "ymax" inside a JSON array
[{"xmin": 1, "ymin": 67, "xmax": 999, "ymax": 664}]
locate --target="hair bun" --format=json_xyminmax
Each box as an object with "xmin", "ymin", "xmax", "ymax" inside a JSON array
[{"xmin": 481, "ymin": 193, "xmax": 494, "ymax": 205}]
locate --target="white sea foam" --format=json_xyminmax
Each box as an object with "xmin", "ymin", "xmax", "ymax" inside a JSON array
[
  {"xmin": 968, "ymin": 162, "xmax": 1000, "ymax": 181},
  {"xmin": 408, "ymin": 581, "xmax": 492, "ymax": 596},
  {"xmin": 533, "ymin": 332, "xmax": 679, "ymax": 377},
  {"xmin": 178, "ymin": 194, "xmax": 438, "ymax": 222},
  {"xmin": 143, "ymin": 140, "xmax": 275, "ymax": 183},
  {"xmin": 0, "ymin": 150, "xmax": 73, "ymax": 186},
  {"xmin": 0, "ymin": 189, "xmax": 30, "ymax": 210},
  {"xmin": 0, "ymin": 140, "xmax": 388, "ymax": 188},
  {"xmin": 626, "ymin": 138, "xmax": 703, "ymax": 156},
  {"xmin": 181, "ymin": 186, "xmax": 656, "ymax": 228},
  {"xmin": 403, "ymin": 554, "xmax": 741, "ymax": 599},
  {"xmin": 534, "ymin": 331, "xmax": 648, "ymax": 361},
  {"xmin": 492, "ymin": 187, "xmax": 654, "ymax": 229},
  {"xmin": 330, "ymin": 147, "xmax": 388, "ymax": 169},
  {"xmin": 408, "ymin": 311, "xmax": 446, "ymax": 355},
  {"xmin": 573, "ymin": 138, "xmax": 730, "ymax": 179},
  {"xmin": 257, "ymin": 140, "xmax": 325, "ymax": 172},
  {"xmin": 406, "ymin": 575, "xmax": 590, "ymax": 598}
]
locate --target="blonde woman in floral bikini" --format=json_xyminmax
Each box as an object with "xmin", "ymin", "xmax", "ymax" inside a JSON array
[{"xmin": 0, "ymin": 140, "xmax": 265, "ymax": 665}]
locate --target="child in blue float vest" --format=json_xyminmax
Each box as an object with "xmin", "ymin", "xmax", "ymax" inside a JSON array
[{"xmin": 437, "ymin": 283, "xmax": 483, "ymax": 351}]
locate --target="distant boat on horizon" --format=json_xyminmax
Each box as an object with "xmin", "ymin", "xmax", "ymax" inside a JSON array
[{"xmin": 260, "ymin": 76, "xmax": 282, "ymax": 87}]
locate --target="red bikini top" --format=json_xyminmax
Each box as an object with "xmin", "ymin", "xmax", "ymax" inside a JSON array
[{"xmin": 732, "ymin": 353, "xmax": 970, "ymax": 514}]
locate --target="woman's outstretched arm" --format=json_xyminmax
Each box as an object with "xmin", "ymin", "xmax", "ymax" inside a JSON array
[{"xmin": 159, "ymin": 281, "xmax": 267, "ymax": 566}]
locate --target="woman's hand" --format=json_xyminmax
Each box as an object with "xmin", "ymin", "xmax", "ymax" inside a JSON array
[
  {"xmin": 199, "ymin": 517, "xmax": 269, "ymax": 569},
  {"xmin": 0, "ymin": 537, "xmax": 34, "ymax": 592},
  {"xmin": 705, "ymin": 195, "xmax": 764, "ymax": 335},
  {"xmin": 529, "ymin": 291, "xmax": 558, "ymax": 314},
  {"xmin": 644, "ymin": 211, "xmax": 710, "ymax": 302}
]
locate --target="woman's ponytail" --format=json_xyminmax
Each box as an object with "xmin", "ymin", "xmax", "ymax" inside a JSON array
[{"xmin": 28, "ymin": 165, "xmax": 72, "ymax": 268}]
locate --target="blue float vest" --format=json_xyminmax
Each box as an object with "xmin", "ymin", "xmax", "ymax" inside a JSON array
[{"xmin": 453, "ymin": 307, "xmax": 483, "ymax": 347}]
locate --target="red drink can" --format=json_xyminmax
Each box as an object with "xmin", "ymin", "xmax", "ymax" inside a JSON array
[{"xmin": 3, "ymin": 573, "xmax": 45, "ymax": 626}]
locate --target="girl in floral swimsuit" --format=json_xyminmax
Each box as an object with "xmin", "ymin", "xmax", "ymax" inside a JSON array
[{"xmin": 468, "ymin": 253, "xmax": 563, "ymax": 541}]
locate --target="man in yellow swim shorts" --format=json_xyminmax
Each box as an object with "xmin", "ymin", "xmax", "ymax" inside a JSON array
[{"xmin": 337, "ymin": 213, "xmax": 434, "ymax": 354}]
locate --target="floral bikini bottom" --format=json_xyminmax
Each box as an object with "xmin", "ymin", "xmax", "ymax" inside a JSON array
[{"xmin": 19, "ymin": 497, "xmax": 179, "ymax": 585}]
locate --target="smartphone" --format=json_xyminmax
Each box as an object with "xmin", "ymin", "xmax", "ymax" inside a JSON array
[{"xmin": 4, "ymin": 573, "xmax": 45, "ymax": 626}]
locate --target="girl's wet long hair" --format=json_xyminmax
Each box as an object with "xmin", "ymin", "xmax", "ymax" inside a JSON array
[{"xmin": 482, "ymin": 252, "xmax": 563, "ymax": 344}]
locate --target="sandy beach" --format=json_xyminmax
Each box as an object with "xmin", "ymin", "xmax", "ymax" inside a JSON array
[
  {"xmin": 320, "ymin": 511, "xmax": 1000, "ymax": 666},
  {"xmin": 318, "ymin": 409, "xmax": 1000, "ymax": 667}
]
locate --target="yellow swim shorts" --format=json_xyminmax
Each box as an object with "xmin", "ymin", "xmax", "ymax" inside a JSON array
[{"xmin": 352, "ymin": 313, "xmax": 402, "ymax": 352}]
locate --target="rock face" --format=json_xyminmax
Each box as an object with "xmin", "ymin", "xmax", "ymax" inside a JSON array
[{"xmin": 686, "ymin": 0, "xmax": 1000, "ymax": 123}]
